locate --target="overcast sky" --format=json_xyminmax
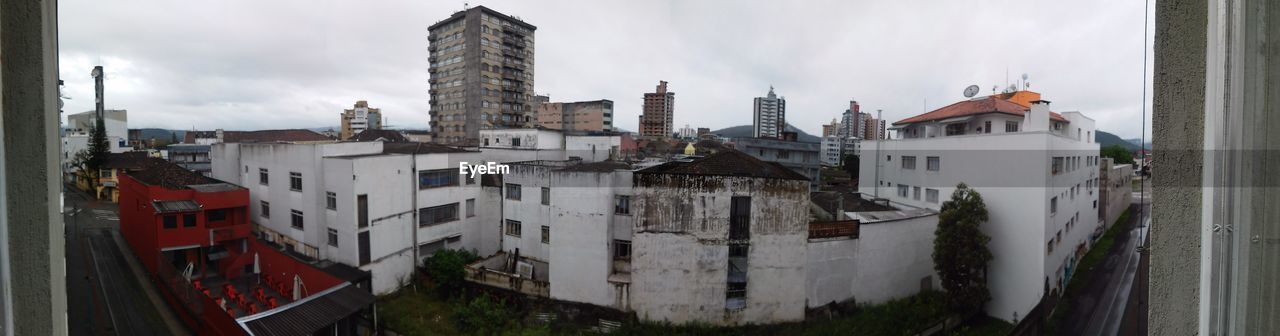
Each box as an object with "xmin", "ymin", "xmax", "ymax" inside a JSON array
[{"xmin": 57, "ymin": 0, "xmax": 1155, "ymax": 140}]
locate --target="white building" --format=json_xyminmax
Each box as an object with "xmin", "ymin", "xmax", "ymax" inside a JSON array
[
  {"xmin": 478, "ymin": 128, "xmax": 622, "ymax": 163},
  {"xmin": 820, "ymin": 136, "xmax": 861, "ymax": 167},
  {"xmin": 62, "ymin": 109, "xmax": 132, "ymax": 174},
  {"xmin": 859, "ymin": 91, "xmax": 1100, "ymax": 322},
  {"xmin": 752, "ymin": 87, "xmax": 786, "ymax": 139},
  {"xmin": 1098, "ymin": 158, "xmax": 1133, "ymax": 230},
  {"xmin": 806, "ymin": 196, "xmax": 940, "ymax": 308},
  {"xmin": 211, "ymin": 140, "xmax": 494, "ymax": 294}
]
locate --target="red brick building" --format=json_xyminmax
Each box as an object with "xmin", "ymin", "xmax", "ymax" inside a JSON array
[{"xmin": 118, "ymin": 160, "xmax": 373, "ymax": 335}]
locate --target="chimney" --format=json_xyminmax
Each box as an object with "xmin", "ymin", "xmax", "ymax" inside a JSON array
[
  {"xmin": 1024, "ymin": 100, "xmax": 1052, "ymax": 132},
  {"xmin": 216, "ymin": 128, "xmax": 224, "ymax": 143}
]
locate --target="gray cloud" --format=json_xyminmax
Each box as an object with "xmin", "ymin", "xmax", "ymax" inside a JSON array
[{"xmin": 58, "ymin": 0, "xmax": 1154, "ymax": 139}]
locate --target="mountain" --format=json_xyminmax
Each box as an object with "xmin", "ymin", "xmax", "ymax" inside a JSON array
[
  {"xmin": 1096, "ymin": 131, "xmax": 1140, "ymax": 151},
  {"xmin": 709, "ymin": 124, "xmax": 821, "ymax": 143},
  {"xmin": 1124, "ymin": 138, "xmax": 1153, "ymax": 149},
  {"xmin": 135, "ymin": 128, "xmax": 185, "ymax": 141}
]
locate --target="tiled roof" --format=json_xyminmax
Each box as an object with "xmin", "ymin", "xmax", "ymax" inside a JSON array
[
  {"xmin": 893, "ymin": 96, "xmax": 1067, "ymax": 125},
  {"xmin": 637, "ymin": 149, "xmax": 810, "ymax": 181},
  {"xmin": 102, "ymin": 151, "xmax": 152, "ymax": 170},
  {"xmin": 184, "ymin": 129, "xmax": 332, "ymax": 143},
  {"xmin": 129, "ymin": 158, "xmax": 227, "ymax": 189},
  {"xmin": 349, "ymin": 129, "xmax": 408, "ymax": 142},
  {"xmin": 556, "ymin": 161, "xmax": 632, "ymax": 172}
]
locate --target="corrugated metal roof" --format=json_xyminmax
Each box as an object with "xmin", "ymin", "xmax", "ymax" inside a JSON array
[
  {"xmin": 238, "ymin": 283, "xmax": 373, "ymax": 336},
  {"xmin": 153, "ymin": 200, "xmax": 201, "ymax": 214}
]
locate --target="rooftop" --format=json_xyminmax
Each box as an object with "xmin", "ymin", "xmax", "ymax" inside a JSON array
[
  {"xmin": 102, "ymin": 151, "xmax": 153, "ymax": 170},
  {"xmin": 184, "ymin": 129, "xmax": 332, "ymax": 144},
  {"xmin": 381, "ymin": 142, "xmax": 473, "ymax": 155},
  {"xmin": 349, "ymin": 129, "xmax": 408, "ymax": 143},
  {"xmin": 893, "ymin": 93, "xmax": 1067, "ymax": 126},
  {"xmin": 637, "ymin": 149, "xmax": 810, "ymax": 181},
  {"xmin": 810, "ymin": 191, "xmax": 898, "ymax": 214},
  {"xmin": 129, "ymin": 159, "xmax": 242, "ymax": 190}
]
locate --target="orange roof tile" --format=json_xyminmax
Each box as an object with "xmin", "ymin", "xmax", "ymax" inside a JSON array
[{"xmin": 894, "ymin": 95, "xmax": 1066, "ymax": 125}]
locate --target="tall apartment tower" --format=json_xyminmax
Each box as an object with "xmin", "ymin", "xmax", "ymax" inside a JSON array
[
  {"xmin": 639, "ymin": 81, "xmax": 675, "ymax": 138},
  {"xmin": 428, "ymin": 6, "xmax": 536, "ymax": 145},
  {"xmin": 340, "ymin": 100, "xmax": 382, "ymax": 140},
  {"xmin": 753, "ymin": 87, "xmax": 787, "ymax": 139},
  {"xmin": 839, "ymin": 100, "xmax": 861, "ymax": 139}
]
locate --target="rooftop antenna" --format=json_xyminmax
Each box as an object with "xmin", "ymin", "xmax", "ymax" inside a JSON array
[{"xmin": 1021, "ymin": 73, "xmax": 1029, "ymax": 90}]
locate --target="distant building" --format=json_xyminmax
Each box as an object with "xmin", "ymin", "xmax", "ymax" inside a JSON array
[
  {"xmin": 752, "ymin": 87, "xmax": 786, "ymax": 139},
  {"xmin": 184, "ymin": 129, "xmax": 331, "ymax": 144},
  {"xmin": 536, "ymin": 99, "xmax": 614, "ymax": 132},
  {"xmin": 340, "ymin": 100, "xmax": 382, "ymax": 140},
  {"xmin": 428, "ymin": 5, "xmax": 537, "ymax": 144},
  {"xmin": 62, "ymin": 109, "xmax": 132, "ymax": 179},
  {"xmin": 675, "ymin": 124, "xmax": 697, "ymax": 139},
  {"xmin": 639, "ymin": 81, "xmax": 675, "ymax": 138},
  {"xmin": 402, "ymin": 130, "xmax": 433, "ymax": 143},
  {"xmin": 731, "ymin": 137, "xmax": 821, "ymax": 190},
  {"xmin": 820, "ymin": 136, "xmax": 859, "ymax": 167},
  {"xmin": 168, "ymin": 144, "xmax": 212, "ymax": 176},
  {"xmin": 822, "ymin": 118, "xmax": 840, "ymax": 137},
  {"xmin": 1098, "ymin": 158, "xmax": 1133, "ymax": 230},
  {"xmin": 696, "ymin": 127, "xmax": 711, "ymax": 137}
]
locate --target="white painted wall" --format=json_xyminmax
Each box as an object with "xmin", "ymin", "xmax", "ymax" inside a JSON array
[{"xmin": 806, "ymin": 211, "xmax": 939, "ymax": 308}]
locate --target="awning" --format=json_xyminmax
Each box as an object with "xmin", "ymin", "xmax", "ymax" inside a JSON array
[
  {"xmin": 153, "ymin": 200, "xmax": 200, "ymax": 214},
  {"xmin": 238, "ymin": 282, "xmax": 374, "ymax": 336}
]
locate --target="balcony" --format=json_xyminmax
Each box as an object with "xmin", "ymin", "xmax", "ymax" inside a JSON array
[
  {"xmin": 465, "ymin": 252, "xmax": 549, "ymax": 298},
  {"xmin": 502, "ymin": 37, "xmax": 526, "ymax": 48}
]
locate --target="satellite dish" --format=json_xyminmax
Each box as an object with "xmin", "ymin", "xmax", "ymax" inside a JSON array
[
  {"xmin": 963, "ymin": 85, "xmax": 980, "ymax": 98},
  {"xmin": 1022, "ymin": 73, "xmax": 1029, "ymax": 81}
]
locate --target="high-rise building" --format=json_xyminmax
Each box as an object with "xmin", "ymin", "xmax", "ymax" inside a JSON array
[
  {"xmin": 536, "ymin": 99, "xmax": 614, "ymax": 132},
  {"xmin": 839, "ymin": 101, "xmax": 862, "ymax": 139},
  {"xmin": 822, "ymin": 118, "xmax": 841, "ymax": 137},
  {"xmin": 340, "ymin": 100, "xmax": 382, "ymax": 140},
  {"xmin": 752, "ymin": 87, "xmax": 786, "ymax": 139},
  {"xmin": 428, "ymin": 6, "xmax": 536, "ymax": 145},
  {"xmin": 639, "ymin": 81, "xmax": 674, "ymax": 138}
]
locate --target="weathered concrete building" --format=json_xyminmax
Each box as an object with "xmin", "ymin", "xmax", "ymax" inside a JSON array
[
  {"xmin": 630, "ymin": 151, "xmax": 811, "ymax": 325},
  {"xmin": 1097, "ymin": 158, "xmax": 1132, "ymax": 230},
  {"xmin": 536, "ymin": 99, "xmax": 614, "ymax": 132},
  {"xmin": 428, "ymin": 6, "xmax": 537, "ymax": 144},
  {"xmin": 806, "ymin": 195, "xmax": 939, "ymax": 308},
  {"xmin": 639, "ymin": 81, "xmax": 675, "ymax": 138},
  {"xmin": 339, "ymin": 100, "xmax": 382, "ymax": 140},
  {"xmin": 731, "ymin": 137, "xmax": 822, "ymax": 190}
]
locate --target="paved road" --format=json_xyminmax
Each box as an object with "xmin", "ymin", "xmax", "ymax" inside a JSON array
[{"xmin": 65, "ymin": 186, "xmax": 174, "ymax": 336}]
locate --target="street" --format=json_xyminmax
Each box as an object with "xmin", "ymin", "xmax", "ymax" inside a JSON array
[
  {"xmin": 64, "ymin": 186, "xmax": 180, "ymax": 336},
  {"xmin": 1057, "ymin": 177, "xmax": 1151, "ymax": 335}
]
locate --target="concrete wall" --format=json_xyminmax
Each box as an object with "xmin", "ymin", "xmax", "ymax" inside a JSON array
[
  {"xmin": 1, "ymin": 0, "xmax": 69, "ymax": 332},
  {"xmin": 545, "ymin": 170, "xmax": 633, "ymax": 309},
  {"xmin": 1150, "ymin": 0, "xmax": 1204, "ymax": 333},
  {"xmin": 806, "ymin": 213, "xmax": 939, "ymax": 308},
  {"xmin": 631, "ymin": 174, "xmax": 809, "ymax": 325}
]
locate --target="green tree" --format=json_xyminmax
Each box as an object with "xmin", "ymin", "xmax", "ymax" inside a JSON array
[
  {"xmin": 422, "ymin": 249, "xmax": 479, "ymax": 298},
  {"xmin": 932, "ymin": 183, "xmax": 993, "ymax": 316},
  {"xmin": 1100, "ymin": 144, "xmax": 1135, "ymax": 165},
  {"xmin": 85, "ymin": 115, "xmax": 111, "ymax": 187},
  {"xmin": 842, "ymin": 154, "xmax": 859, "ymax": 177},
  {"xmin": 452, "ymin": 294, "xmax": 514, "ymax": 334}
]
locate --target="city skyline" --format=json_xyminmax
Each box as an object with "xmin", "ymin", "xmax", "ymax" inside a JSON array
[{"xmin": 57, "ymin": 0, "xmax": 1154, "ymax": 139}]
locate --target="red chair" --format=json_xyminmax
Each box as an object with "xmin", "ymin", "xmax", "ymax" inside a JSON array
[
  {"xmin": 192, "ymin": 280, "xmax": 204, "ymax": 291},
  {"xmin": 267, "ymin": 297, "xmax": 278, "ymax": 309},
  {"xmin": 201, "ymin": 288, "xmax": 211, "ymax": 297},
  {"xmin": 247, "ymin": 304, "xmax": 258, "ymax": 315}
]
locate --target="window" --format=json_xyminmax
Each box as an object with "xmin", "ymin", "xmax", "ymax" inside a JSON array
[
  {"xmin": 613, "ymin": 240, "xmax": 631, "ymax": 259},
  {"xmin": 614, "ymin": 195, "xmax": 631, "ymax": 215},
  {"xmin": 726, "ymin": 243, "xmax": 749, "ymax": 310},
  {"xmin": 419, "ymin": 203, "xmax": 460, "ymax": 227},
  {"xmin": 1005, "ymin": 121, "xmax": 1019, "ymax": 132},
  {"xmin": 466, "ymin": 174, "xmax": 476, "ymax": 185},
  {"xmin": 1047, "ymin": 240, "xmax": 1054, "ymax": 255},
  {"xmin": 926, "ymin": 189, "xmax": 940, "ymax": 203},
  {"xmin": 728, "ymin": 196, "xmax": 751, "ymax": 240},
  {"xmin": 259, "ymin": 168, "xmax": 269, "ymax": 185},
  {"xmin": 418, "ymin": 169, "xmax": 458, "ymax": 189},
  {"xmin": 913, "ymin": 186, "xmax": 921, "ymax": 200},
  {"xmin": 778, "ymin": 150, "xmax": 790, "ymax": 159},
  {"xmin": 357, "ymin": 195, "xmax": 368, "ymax": 228},
  {"xmin": 898, "ymin": 185, "xmax": 909, "ymax": 197},
  {"xmin": 1050, "ymin": 197, "xmax": 1058, "ymax": 215},
  {"xmin": 260, "ymin": 201, "xmax": 270, "ymax": 218},
  {"xmin": 466, "ymin": 199, "xmax": 476, "ymax": 217},
  {"xmin": 183, "ymin": 214, "xmax": 197, "ymax": 227},
  {"xmin": 289, "ymin": 172, "xmax": 302, "ymax": 191},
  {"xmin": 511, "ymin": 137, "xmax": 521, "ymax": 147},
  {"xmin": 358, "ymin": 231, "xmax": 370, "ymax": 265},
  {"xmin": 327, "ymin": 228, "xmax": 338, "ymax": 247},
  {"xmin": 326, "ymin": 192, "xmax": 337, "ymax": 210},
  {"xmin": 505, "ymin": 220, "xmax": 521, "ymax": 237},
  {"xmin": 163, "ymin": 215, "xmax": 177, "ymax": 229},
  {"xmin": 207, "ymin": 209, "xmax": 227, "ymax": 222},
  {"xmin": 927, "ymin": 156, "xmax": 940, "ymax": 171},
  {"xmin": 984, "ymin": 121, "xmax": 992, "ymax": 133},
  {"xmin": 505, "ymin": 183, "xmax": 521, "ymax": 200},
  {"xmin": 1052, "ymin": 157, "xmax": 1064, "ymax": 175},
  {"xmin": 541, "ymin": 187, "xmax": 550, "ymax": 205},
  {"xmin": 945, "ymin": 123, "xmax": 966, "ymax": 136},
  {"xmin": 886, "ymin": 155, "xmax": 892, "ymax": 162},
  {"xmin": 1093, "ymin": 200, "xmax": 1098, "ymax": 209},
  {"xmin": 901, "ymin": 156, "xmax": 916, "ymax": 169},
  {"xmin": 291, "ymin": 210, "xmax": 304, "ymax": 229},
  {"xmin": 541, "ymin": 225, "xmax": 550, "ymax": 244}
]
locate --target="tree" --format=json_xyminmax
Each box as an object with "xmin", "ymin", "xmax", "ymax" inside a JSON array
[
  {"xmin": 842, "ymin": 154, "xmax": 859, "ymax": 177},
  {"xmin": 1100, "ymin": 144, "xmax": 1135, "ymax": 165},
  {"xmin": 932, "ymin": 183, "xmax": 993, "ymax": 316},
  {"xmin": 85, "ymin": 114, "xmax": 111, "ymax": 186},
  {"xmin": 422, "ymin": 248, "xmax": 479, "ymax": 298}
]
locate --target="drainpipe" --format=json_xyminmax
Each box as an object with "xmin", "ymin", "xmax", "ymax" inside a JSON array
[{"xmin": 873, "ymin": 109, "xmax": 883, "ymax": 199}]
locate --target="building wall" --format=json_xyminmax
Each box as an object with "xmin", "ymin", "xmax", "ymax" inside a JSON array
[
  {"xmin": 545, "ymin": 170, "xmax": 633, "ymax": 309},
  {"xmin": 805, "ymin": 212, "xmax": 939, "ymax": 308},
  {"xmin": 1099, "ymin": 159, "xmax": 1133, "ymax": 228},
  {"xmin": 732, "ymin": 138, "xmax": 822, "ymax": 189},
  {"xmin": 428, "ymin": 6, "xmax": 536, "ymax": 144},
  {"xmin": 631, "ymin": 174, "xmax": 809, "ymax": 325},
  {"xmin": 537, "ymin": 100, "xmax": 613, "ymax": 132},
  {"xmin": 639, "ymin": 81, "xmax": 674, "ymax": 138},
  {"xmin": 858, "ymin": 128, "xmax": 1099, "ymax": 322}
]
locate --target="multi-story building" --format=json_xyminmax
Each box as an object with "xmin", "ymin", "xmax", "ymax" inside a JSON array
[
  {"xmin": 859, "ymin": 91, "xmax": 1100, "ymax": 322},
  {"xmin": 1097, "ymin": 158, "xmax": 1133, "ymax": 231},
  {"xmin": 536, "ymin": 99, "xmax": 614, "ymax": 132},
  {"xmin": 62, "ymin": 109, "xmax": 133, "ymax": 178},
  {"xmin": 752, "ymin": 87, "xmax": 786, "ymax": 139},
  {"xmin": 820, "ymin": 136, "xmax": 860, "ymax": 167},
  {"xmin": 639, "ymin": 81, "xmax": 674, "ymax": 138},
  {"xmin": 731, "ymin": 137, "xmax": 822, "ymax": 190},
  {"xmin": 428, "ymin": 6, "xmax": 536, "ymax": 145},
  {"xmin": 675, "ymin": 124, "xmax": 697, "ymax": 139},
  {"xmin": 822, "ymin": 118, "xmax": 840, "ymax": 137},
  {"xmin": 168, "ymin": 144, "xmax": 212, "ymax": 176},
  {"xmin": 339, "ymin": 100, "xmax": 383, "ymax": 140},
  {"xmin": 117, "ymin": 159, "xmax": 374, "ymax": 335}
]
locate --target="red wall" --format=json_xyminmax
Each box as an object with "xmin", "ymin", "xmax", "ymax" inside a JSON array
[
  {"xmin": 117, "ymin": 174, "xmax": 251, "ymax": 273},
  {"xmin": 223, "ymin": 240, "xmax": 345, "ymax": 297}
]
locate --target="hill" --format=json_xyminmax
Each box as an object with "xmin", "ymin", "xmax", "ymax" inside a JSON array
[
  {"xmin": 1095, "ymin": 131, "xmax": 1140, "ymax": 151},
  {"xmin": 709, "ymin": 124, "xmax": 821, "ymax": 143}
]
